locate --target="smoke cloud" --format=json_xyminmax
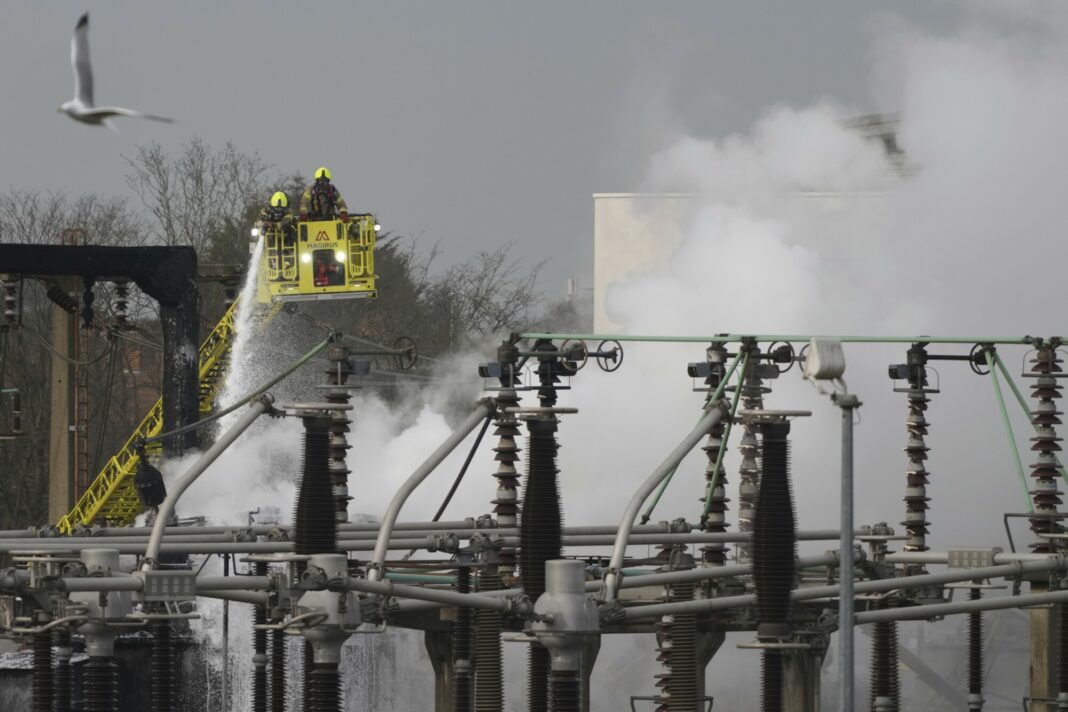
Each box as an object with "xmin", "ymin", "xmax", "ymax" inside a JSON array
[{"xmin": 158, "ymin": 5, "xmax": 1068, "ymax": 710}]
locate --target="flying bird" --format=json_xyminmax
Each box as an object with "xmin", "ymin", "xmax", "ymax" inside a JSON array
[{"xmin": 58, "ymin": 13, "xmax": 174, "ymax": 131}]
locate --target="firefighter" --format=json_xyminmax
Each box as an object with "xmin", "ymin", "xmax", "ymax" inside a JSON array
[
  {"xmin": 255, "ymin": 191, "xmax": 295, "ymax": 240},
  {"xmin": 299, "ymin": 167, "xmax": 349, "ymax": 222}
]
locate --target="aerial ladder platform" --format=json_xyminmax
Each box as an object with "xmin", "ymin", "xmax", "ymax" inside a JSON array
[
  {"xmin": 56, "ymin": 298, "xmax": 240, "ymax": 533},
  {"xmin": 55, "ymin": 215, "xmax": 379, "ymax": 533}
]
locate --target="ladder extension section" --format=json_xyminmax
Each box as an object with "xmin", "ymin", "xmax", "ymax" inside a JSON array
[{"xmin": 56, "ymin": 299, "xmax": 241, "ymax": 533}]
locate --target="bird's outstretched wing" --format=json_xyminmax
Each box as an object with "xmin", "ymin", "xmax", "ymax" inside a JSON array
[
  {"xmin": 84, "ymin": 106, "xmax": 175, "ymax": 123},
  {"xmin": 71, "ymin": 13, "xmax": 93, "ymax": 106}
]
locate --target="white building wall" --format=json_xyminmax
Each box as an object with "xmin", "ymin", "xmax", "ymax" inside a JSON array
[{"xmin": 592, "ymin": 193, "xmax": 695, "ymax": 333}]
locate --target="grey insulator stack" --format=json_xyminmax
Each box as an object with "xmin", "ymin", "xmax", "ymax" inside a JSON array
[
  {"xmin": 521, "ymin": 342, "xmax": 565, "ymax": 712},
  {"xmin": 111, "ymin": 280, "xmax": 129, "ymax": 329},
  {"xmin": 32, "ymin": 629, "xmax": 52, "ymax": 712},
  {"xmin": 968, "ymin": 588, "xmax": 983, "ymax": 711},
  {"xmin": 549, "ymin": 670, "xmax": 580, "ymax": 712},
  {"xmin": 54, "ymin": 627, "xmax": 72, "ymax": 712},
  {"xmin": 83, "ymin": 657, "xmax": 119, "ymax": 712},
  {"xmin": 736, "ymin": 346, "xmax": 766, "ymax": 564},
  {"xmin": 309, "ymin": 664, "xmax": 340, "ymax": 712},
  {"xmin": 1027, "ymin": 345, "xmax": 1064, "ymax": 552},
  {"xmin": 474, "ymin": 568, "xmax": 504, "ymax": 712},
  {"xmin": 293, "ymin": 414, "xmax": 338, "ymax": 557},
  {"xmin": 270, "ymin": 631, "xmax": 286, "ymax": 712},
  {"xmin": 150, "ymin": 618, "xmax": 176, "ymax": 712},
  {"xmin": 293, "ymin": 413, "xmax": 339, "ymax": 711},
  {"xmin": 869, "ymin": 601, "xmax": 900, "ymax": 712},
  {"xmin": 253, "ymin": 561, "xmax": 268, "ymax": 712},
  {"xmin": 654, "ymin": 581, "xmax": 698, "ymax": 712},
  {"xmin": 752, "ymin": 421, "xmax": 796, "ymax": 712},
  {"xmin": 2, "ymin": 276, "xmax": 20, "ymax": 327},
  {"xmin": 454, "ymin": 564, "xmax": 473, "ymax": 712}
]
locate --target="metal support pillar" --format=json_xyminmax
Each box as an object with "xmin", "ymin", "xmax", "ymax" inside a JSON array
[
  {"xmin": 426, "ymin": 629, "xmax": 456, "ymax": 712},
  {"xmin": 47, "ymin": 277, "xmax": 77, "ymax": 523},
  {"xmin": 694, "ymin": 632, "xmax": 725, "ymax": 704},
  {"xmin": 580, "ymin": 636, "xmax": 600, "ymax": 712},
  {"xmin": 783, "ymin": 641, "xmax": 827, "ymax": 712},
  {"xmin": 1031, "ymin": 592, "xmax": 1058, "ymax": 712}
]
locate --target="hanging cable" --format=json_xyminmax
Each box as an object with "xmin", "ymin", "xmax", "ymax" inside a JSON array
[
  {"xmin": 24, "ymin": 326, "xmax": 111, "ymax": 365},
  {"xmin": 431, "ymin": 414, "xmax": 493, "ymax": 522},
  {"xmin": 399, "ymin": 414, "xmax": 493, "ymax": 562},
  {"xmin": 90, "ymin": 341, "xmax": 120, "ymax": 476},
  {"xmin": 140, "ymin": 335, "xmax": 334, "ymax": 446},
  {"xmin": 639, "ymin": 349, "xmax": 746, "ymax": 524}
]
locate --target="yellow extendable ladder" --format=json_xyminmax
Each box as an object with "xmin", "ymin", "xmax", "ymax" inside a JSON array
[{"xmin": 56, "ymin": 298, "xmax": 242, "ymax": 533}]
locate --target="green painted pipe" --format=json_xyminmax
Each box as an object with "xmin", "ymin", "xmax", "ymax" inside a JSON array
[
  {"xmin": 640, "ymin": 350, "xmax": 745, "ymax": 522},
  {"xmin": 993, "ymin": 351, "xmax": 1068, "ymax": 485},
  {"xmin": 519, "ymin": 332, "xmax": 1038, "ymax": 345},
  {"xmin": 985, "ymin": 350, "xmax": 1032, "ymax": 511},
  {"xmin": 701, "ymin": 353, "xmax": 750, "ymax": 521}
]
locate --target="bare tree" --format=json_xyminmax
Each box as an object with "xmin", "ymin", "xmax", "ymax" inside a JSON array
[
  {"xmin": 0, "ymin": 189, "xmax": 151, "ymax": 528},
  {"xmin": 124, "ymin": 137, "xmax": 269, "ymax": 254}
]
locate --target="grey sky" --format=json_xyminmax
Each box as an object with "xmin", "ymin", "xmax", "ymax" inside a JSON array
[{"xmin": 2, "ymin": 2, "xmax": 963, "ymax": 296}]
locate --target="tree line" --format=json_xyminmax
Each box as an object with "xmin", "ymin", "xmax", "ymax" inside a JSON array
[{"xmin": 0, "ymin": 138, "xmax": 589, "ymax": 529}]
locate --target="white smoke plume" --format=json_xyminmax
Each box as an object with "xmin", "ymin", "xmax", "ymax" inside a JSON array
[
  {"xmin": 581, "ymin": 7, "xmax": 1068, "ymax": 710},
  {"xmin": 158, "ymin": 6, "xmax": 1068, "ymax": 710}
]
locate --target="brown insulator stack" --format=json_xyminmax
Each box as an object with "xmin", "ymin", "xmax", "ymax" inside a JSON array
[
  {"xmin": 752, "ymin": 421, "xmax": 796, "ymax": 712},
  {"xmin": 1027, "ymin": 345, "xmax": 1064, "ymax": 552},
  {"xmin": 1060, "ymin": 601, "xmax": 1068, "ymax": 711},
  {"xmin": 901, "ymin": 345, "xmax": 932, "ymax": 575},
  {"xmin": 491, "ymin": 340, "xmax": 522, "ymax": 578},
  {"xmin": 32, "ymin": 629, "xmax": 52, "ymax": 712},
  {"xmin": 325, "ymin": 346, "xmax": 354, "ymax": 523},
  {"xmin": 736, "ymin": 344, "xmax": 766, "ymax": 564},
  {"xmin": 700, "ymin": 345, "xmax": 731, "ymax": 567}
]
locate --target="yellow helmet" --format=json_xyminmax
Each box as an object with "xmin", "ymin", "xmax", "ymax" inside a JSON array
[
  {"xmin": 270, "ymin": 191, "xmax": 288, "ymax": 208},
  {"xmin": 314, "ymin": 166, "xmax": 332, "ymax": 181}
]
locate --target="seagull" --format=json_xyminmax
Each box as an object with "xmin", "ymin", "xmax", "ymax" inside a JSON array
[{"xmin": 58, "ymin": 13, "xmax": 174, "ymax": 131}]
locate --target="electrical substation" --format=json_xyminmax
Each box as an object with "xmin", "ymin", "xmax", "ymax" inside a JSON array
[{"xmin": 1, "ymin": 228, "xmax": 1067, "ymax": 712}]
